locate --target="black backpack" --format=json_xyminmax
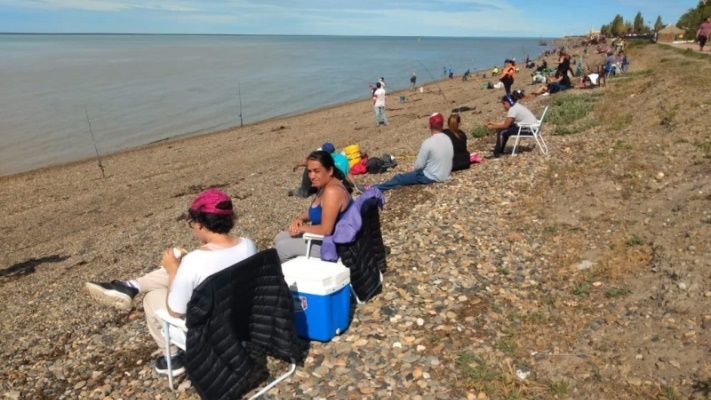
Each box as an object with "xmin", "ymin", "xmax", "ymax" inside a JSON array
[
  {"xmin": 367, "ymin": 154, "xmax": 397, "ymax": 174},
  {"xmin": 366, "ymin": 157, "xmax": 388, "ymax": 174}
]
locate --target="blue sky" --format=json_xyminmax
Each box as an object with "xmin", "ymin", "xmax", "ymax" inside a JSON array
[{"xmin": 0, "ymin": 0, "xmax": 696, "ymax": 36}]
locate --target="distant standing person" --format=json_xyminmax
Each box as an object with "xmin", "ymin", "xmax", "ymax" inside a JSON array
[
  {"xmin": 499, "ymin": 59, "xmax": 516, "ymax": 95},
  {"xmin": 696, "ymin": 17, "xmax": 711, "ymax": 52},
  {"xmin": 448, "ymin": 65, "xmax": 454, "ymax": 79},
  {"xmin": 556, "ymin": 50, "xmax": 573, "ymax": 78},
  {"xmin": 373, "ymin": 82, "xmax": 388, "ymax": 127},
  {"xmin": 410, "ymin": 72, "xmax": 417, "ymax": 91}
]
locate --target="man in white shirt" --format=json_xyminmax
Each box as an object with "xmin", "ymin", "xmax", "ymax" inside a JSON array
[
  {"xmin": 486, "ymin": 94, "xmax": 538, "ymax": 158},
  {"xmin": 373, "ymin": 82, "xmax": 388, "ymax": 127}
]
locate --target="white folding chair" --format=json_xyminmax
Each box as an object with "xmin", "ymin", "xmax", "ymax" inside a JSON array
[
  {"xmin": 155, "ymin": 311, "xmax": 296, "ymax": 399},
  {"xmin": 154, "ymin": 310, "xmax": 186, "ymax": 392},
  {"xmin": 511, "ymin": 106, "xmax": 549, "ymax": 156},
  {"xmin": 154, "ymin": 249, "xmax": 298, "ymax": 398}
]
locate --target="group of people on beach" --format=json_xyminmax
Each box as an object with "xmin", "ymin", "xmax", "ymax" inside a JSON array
[
  {"xmin": 81, "ymin": 43, "xmax": 596, "ymax": 381},
  {"xmin": 82, "ymin": 96, "xmax": 492, "ymax": 377},
  {"xmin": 84, "ymin": 169, "xmax": 356, "ymax": 376}
]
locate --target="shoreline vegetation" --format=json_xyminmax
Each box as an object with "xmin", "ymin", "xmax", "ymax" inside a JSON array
[{"xmin": 2, "ymin": 38, "xmax": 711, "ymax": 399}]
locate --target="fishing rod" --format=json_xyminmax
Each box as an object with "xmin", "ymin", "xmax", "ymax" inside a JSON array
[
  {"xmin": 237, "ymin": 80, "xmax": 244, "ymax": 127},
  {"xmin": 84, "ymin": 107, "xmax": 105, "ymax": 178},
  {"xmin": 416, "ymin": 59, "xmax": 449, "ymax": 103}
]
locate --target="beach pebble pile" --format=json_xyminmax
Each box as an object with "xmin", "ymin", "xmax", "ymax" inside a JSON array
[{"xmin": 0, "ymin": 150, "xmax": 554, "ymax": 399}]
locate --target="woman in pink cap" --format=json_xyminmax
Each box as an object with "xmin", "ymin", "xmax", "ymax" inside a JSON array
[{"xmin": 84, "ymin": 188, "xmax": 257, "ymax": 377}]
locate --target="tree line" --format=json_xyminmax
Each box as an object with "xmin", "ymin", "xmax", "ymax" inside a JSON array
[
  {"xmin": 677, "ymin": 0, "xmax": 711, "ymax": 39},
  {"xmin": 600, "ymin": 1, "xmax": 711, "ymax": 39},
  {"xmin": 599, "ymin": 13, "xmax": 663, "ymax": 37}
]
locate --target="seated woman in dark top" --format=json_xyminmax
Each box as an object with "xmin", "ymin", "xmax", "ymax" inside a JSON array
[
  {"xmin": 274, "ymin": 150, "xmax": 353, "ymax": 262},
  {"xmin": 442, "ymin": 113, "xmax": 470, "ymax": 171}
]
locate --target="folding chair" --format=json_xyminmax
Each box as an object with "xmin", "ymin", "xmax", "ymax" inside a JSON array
[
  {"xmin": 511, "ymin": 106, "xmax": 549, "ymax": 156},
  {"xmin": 155, "ymin": 249, "xmax": 300, "ymax": 399}
]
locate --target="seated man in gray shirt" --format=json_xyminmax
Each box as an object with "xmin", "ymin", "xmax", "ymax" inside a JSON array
[
  {"xmin": 371, "ymin": 113, "xmax": 453, "ymax": 191},
  {"xmin": 486, "ymin": 94, "xmax": 538, "ymax": 158}
]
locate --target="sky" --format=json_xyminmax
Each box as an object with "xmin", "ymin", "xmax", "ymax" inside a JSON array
[{"xmin": 0, "ymin": 0, "xmax": 698, "ymax": 37}]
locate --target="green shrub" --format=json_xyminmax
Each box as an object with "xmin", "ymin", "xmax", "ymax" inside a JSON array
[
  {"xmin": 471, "ymin": 125, "xmax": 489, "ymax": 139},
  {"xmin": 626, "ymin": 234, "xmax": 646, "ymax": 246},
  {"xmin": 572, "ymin": 282, "xmax": 592, "ymax": 296}
]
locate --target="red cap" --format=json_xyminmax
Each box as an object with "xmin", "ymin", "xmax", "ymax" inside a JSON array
[
  {"xmin": 190, "ymin": 188, "xmax": 233, "ymax": 215},
  {"xmin": 429, "ymin": 112, "xmax": 444, "ymax": 129}
]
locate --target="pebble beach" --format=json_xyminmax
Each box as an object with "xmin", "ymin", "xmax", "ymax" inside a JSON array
[{"xmin": 2, "ymin": 40, "xmax": 711, "ymax": 399}]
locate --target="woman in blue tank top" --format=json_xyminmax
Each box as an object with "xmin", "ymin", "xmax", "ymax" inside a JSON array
[{"xmin": 274, "ymin": 151, "xmax": 353, "ymax": 262}]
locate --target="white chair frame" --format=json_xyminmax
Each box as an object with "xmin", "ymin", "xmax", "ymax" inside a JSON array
[
  {"xmin": 511, "ymin": 105, "xmax": 549, "ymax": 156},
  {"xmin": 155, "ymin": 308, "xmax": 296, "ymax": 397},
  {"xmin": 299, "ymin": 232, "xmax": 383, "ymax": 305}
]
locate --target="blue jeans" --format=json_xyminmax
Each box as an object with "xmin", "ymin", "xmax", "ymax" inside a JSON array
[
  {"xmin": 372, "ymin": 170, "xmax": 435, "ymax": 191},
  {"xmin": 374, "ymin": 106, "xmax": 388, "ymax": 126},
  {"xmin": 547, "ymin": 82, "xmax": 570, "ymax": 94}
]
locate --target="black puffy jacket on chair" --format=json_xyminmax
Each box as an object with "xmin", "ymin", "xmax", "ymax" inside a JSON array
[
  {"xmin": 336, "ymin": 197, "xmax": 388, "ymax": 302},
  {"xmin": 184, "ymin": 248, "xmax": 300, "ymax": 400}
]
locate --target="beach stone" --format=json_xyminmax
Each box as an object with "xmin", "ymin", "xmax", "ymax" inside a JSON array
[
  {"xmin": 576, "ymin": 260, "xmax": 594, "ymax": 271},
  {"xmin": 628, "ymin": 378, "xmax": 642, "ymax": 386}
]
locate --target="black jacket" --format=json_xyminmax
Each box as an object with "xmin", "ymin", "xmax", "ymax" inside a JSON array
[
  {"xmin": 336, "ymin": 197, "xmax": 388, "ymax": 301},
  {"xmin": 442, "ymin": 129, "xmax": 471, "ymax": 171},
  {"xmin": 184, "ymin": 249, "xmax": 301, "ymax": 400}
]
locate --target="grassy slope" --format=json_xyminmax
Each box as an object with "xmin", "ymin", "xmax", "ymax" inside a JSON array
[{"xmin": 450, "ymin": 42, "xmax": 711, "ymax": 399}]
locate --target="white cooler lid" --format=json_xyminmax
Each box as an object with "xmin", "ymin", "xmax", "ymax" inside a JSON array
[{"xmin": 281, "ymin": 256, "xmax": 351, "ymax": 295}]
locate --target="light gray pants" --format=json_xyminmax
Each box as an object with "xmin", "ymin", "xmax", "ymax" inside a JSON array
[
  {"xmin": 136, "ymin": 268, "xmax": 180, "ymax": 356},
  {"xmin": 274, "ymin": 231, "xmax": 321, "ymax": 262}
]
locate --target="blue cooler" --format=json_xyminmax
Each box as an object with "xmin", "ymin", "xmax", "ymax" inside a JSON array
[{"xmin": 281, "ymin": 257, "xmax": 351, "ymax": 342}]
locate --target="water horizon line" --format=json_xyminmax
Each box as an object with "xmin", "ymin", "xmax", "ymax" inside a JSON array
[{"xmin": 0, "ymin": 32, "xmax": 561, "ymax": 40}]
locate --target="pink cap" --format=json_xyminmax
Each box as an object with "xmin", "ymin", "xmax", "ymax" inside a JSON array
[
  {"xmin": 190, "ymin": 188, "xmax": 233, "ymax": 215},
  {"xmin": 429, "ymin": 112, "xmax": 444, "ymax": 129}
]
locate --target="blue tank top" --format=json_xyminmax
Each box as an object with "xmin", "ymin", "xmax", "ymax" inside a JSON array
[{"xmin": 308, "ymin": 186, "xmax": 353, "ymax": 227}]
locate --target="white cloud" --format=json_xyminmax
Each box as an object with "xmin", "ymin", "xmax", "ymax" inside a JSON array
[{"xmin": 1, "ymin": 0, "xmax": 196, "ymax": 12}]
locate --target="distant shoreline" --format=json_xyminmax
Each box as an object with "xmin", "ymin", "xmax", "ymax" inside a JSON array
[
  {"xmin": 0, "ymin": 34, "xmax": 563, "ymax": 178},
  {"xmin": 0, "ymin": 32, "xmax": 556, "ymax": 39}
]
